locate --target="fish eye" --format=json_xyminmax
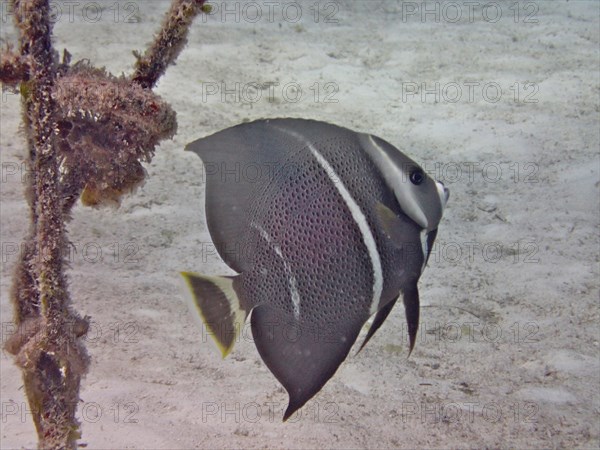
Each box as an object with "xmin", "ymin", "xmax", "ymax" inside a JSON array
[{"xmin": 409, "ymin": 169, "xmax": 425, "ymax": 186}]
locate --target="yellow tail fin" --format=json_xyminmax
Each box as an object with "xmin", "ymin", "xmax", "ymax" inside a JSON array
[{"xmin": 180, "ymin": 272, "xmax": 247, "ymax": 358}]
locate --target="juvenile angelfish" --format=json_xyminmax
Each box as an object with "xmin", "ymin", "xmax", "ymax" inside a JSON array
[{"xmin": 182, "ymin": 118, "xmax": 449, "ymax": 420}]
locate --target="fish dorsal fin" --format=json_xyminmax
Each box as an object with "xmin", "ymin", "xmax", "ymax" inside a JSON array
[
  {"xmin": 186, "ymin": 119, "xmax": 340, "ymax": 273},
  {"xmin": 186, "ymin": 122, "xmax": 280, "ymax": 272}
]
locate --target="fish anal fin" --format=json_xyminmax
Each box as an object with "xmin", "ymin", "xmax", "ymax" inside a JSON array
[
  {"xmin": 250, "ymin": 306, "xmax": 363, "ymax": 421},
  {"xmin": 180, "ymin": 272, "xmax": 247, "ymax": 358}
]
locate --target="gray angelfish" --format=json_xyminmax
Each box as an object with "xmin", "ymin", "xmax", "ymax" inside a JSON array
[{"xmin": 182, "ymin": 118, "xmax": 449, "ymax": 420}]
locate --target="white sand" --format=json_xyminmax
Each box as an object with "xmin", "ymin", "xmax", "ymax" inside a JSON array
[{"xmin": 1, "ymin": 1, "xmax": 599, "ymax": 448}]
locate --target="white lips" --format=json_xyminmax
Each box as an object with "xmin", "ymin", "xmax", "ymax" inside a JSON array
[{"xmin": 436, "ymin": 181, "xmax": 448, "ymax": 212}]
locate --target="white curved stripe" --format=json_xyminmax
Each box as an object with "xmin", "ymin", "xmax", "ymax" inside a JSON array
[
  {"xmin": 251, "ymin": 222, "xmax": 301, "ymax": 320},
  {"xmin": 272, "ymin": 126, "xmax": 383, "ymax": 315},
  {"xmin": 361, "ymin": 135, "xmax": 429, "ymax": 229}
]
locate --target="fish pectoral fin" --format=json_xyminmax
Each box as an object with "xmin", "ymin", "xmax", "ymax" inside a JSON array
[
  {"xmin": 250, "ymin": 306, "xmax": 363, "ymax": 421},
  {"xmin": 180, "ymin": 272, "xmax": 247, "ymax": 358},
  {"xmin": 356, "ymin": 297, "xmax": 398, "ymax": 355}
]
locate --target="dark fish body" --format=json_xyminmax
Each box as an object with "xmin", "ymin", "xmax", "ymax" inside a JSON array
[{"xmin": 182, "ymin": 118, "xmax": 448, "ymax": 420}]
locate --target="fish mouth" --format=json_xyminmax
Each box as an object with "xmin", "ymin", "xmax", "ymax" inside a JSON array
[{"xmin": 436, "ymin": 181, "xmax": 449, "ymax": 210}]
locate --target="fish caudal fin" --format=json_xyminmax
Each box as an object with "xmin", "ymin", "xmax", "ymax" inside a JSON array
[{"xmin": 180, "ymin": 272, "xmax": 247, "ymax": 358}]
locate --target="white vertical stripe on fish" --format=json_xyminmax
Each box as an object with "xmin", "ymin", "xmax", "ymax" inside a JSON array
[
  {"xmin": 272, "ymin": 125, "xmax": 383, "ymax": 315},
  {"xmin": 308, "ymin": 144, "xmax": 384, "ymax": 315},
  {"xmin": 251, "ymin": 222, "xmax": 301, "ymax": 320}
]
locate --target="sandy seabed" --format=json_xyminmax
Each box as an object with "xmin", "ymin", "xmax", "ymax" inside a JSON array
[{"xmin": 1, "ymin": 1, "xmax": 599, "ymax": 448}]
